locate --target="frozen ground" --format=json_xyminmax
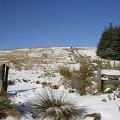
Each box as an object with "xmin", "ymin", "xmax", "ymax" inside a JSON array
[
  {"xmin": 7, "ymin": 81, "xmax": 120, "ymax": 120},
  {"xmin": 0, "ymin": 47, "xmax": 120, "ymax": 120}
]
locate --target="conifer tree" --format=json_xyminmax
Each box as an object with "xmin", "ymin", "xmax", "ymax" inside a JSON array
[{"xmin": 97, "ymin": 23, "xmax": 120, "ymax": 60}]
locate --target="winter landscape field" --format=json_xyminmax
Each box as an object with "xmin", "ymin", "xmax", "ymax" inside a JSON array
[
  {"xmin": 1, "ymin": 0, "xmax": 120, "ymax": 119},
  {"xmin": 0, "ymin": 47, "xmax": 120, "ymax": 120}
]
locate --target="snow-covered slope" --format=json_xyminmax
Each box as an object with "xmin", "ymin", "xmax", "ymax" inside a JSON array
[
  {"xmin": 1, "ymin": 47, "xmax": 120, "ymax": 120},
  {"xmin": 8, "ymin": 81, "xmax": 120, "ymax": 120}
]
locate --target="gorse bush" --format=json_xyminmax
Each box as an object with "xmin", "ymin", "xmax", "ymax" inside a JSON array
[{"xmin": 28, "ymin": 89, "xmax": 86, "ymax": 120}]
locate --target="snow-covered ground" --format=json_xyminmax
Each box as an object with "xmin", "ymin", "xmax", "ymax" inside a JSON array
[
  {"xmin": 102, "ymin": 69, "xmax": 120, "ymax": 76},
  {"xmin": 77, "ymin": 48, "xmax": 96, "ymax": 59},
  {"xmin": 7, "ymin": 81, "xmax": 120, "ymax": 120},
  {"xmin": 0, "ymin": 47, "xmax": 120, "ymax": 120}
]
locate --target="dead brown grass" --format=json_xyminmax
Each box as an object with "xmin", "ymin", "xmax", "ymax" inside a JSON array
[{"xmin": 0, "ymin": 92, "xmax": 20, "ymax": 119}]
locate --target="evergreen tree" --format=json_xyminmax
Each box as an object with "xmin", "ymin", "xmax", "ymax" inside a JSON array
[{"xmin": 97, "ymin": 24, "xmax": 120, "ymax": 60}]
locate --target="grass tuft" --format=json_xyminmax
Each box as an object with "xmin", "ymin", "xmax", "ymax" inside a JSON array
[{"xmin": 28, "ymin": 89, "xmax": 86, "ymax": 120}]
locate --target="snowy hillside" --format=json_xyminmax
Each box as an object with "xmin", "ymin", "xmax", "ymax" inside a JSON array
[{"xmin": 0, "ymin": 47, "xmax": 120, "ymax": 120}]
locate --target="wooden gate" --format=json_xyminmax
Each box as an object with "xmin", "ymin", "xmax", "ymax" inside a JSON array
[{"xmin": 97, "ymin": 68, "xmax": 120, "ymax": 92}]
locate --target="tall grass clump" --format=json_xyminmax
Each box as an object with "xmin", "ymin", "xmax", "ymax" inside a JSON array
[
  {"xmin": 28, "ymin": 89, "xmax": 86, "ymax": 120},
  {"xmin": 59, "ymin": 66, "xmax": 72, "ymax": 80}
]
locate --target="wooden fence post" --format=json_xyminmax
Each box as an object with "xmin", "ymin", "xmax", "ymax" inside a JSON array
[
  {"xmin": 97, "ymin": 67, "xmax": 102, "ymax": 92},
  {"xmin": 4, "ymin": 66, "xmax": 9, "ymax": 91},
  {"xmin": 0, "ymin": 65, "xmax": 3, "ymax": 93},
  {"xmin": 0, "ymin": 64, "xmax": 9, "ymax": 93}
]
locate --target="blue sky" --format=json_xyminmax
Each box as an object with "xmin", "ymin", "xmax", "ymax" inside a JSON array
[{"xmin": 0, "ymin": 0, "xmax": 120, "ymax": 49}]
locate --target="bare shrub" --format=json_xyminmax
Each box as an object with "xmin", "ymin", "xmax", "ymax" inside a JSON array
[
  {"xmin": 28, "ymin": 89, "xmax": 86, "ymax": 120},
  {"xmin": 72, "ymin": 58, "xmax": 93, "ymax": 95},
  {"xmin": 59, "ymin": 58, "xmax": 93, "ymax": 95},
  {"xmin": 59, "ymin": 66, "xmax": 73, "ymax": 80}
]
